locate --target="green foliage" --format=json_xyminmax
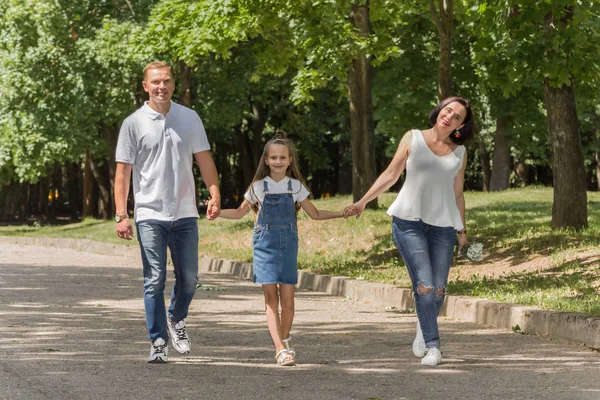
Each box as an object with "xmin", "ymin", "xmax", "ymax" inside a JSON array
[
  {"xmin": 0, "ymin": 0, "xmax": 156, "ymax": 183},
  {"xmin": 471, "ymin": 0, "xmax": 600, "ymax": 93}
]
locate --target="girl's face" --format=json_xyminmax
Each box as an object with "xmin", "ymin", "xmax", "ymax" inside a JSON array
[
  {"xmin": 265, "ymin": 144, "xmax": 292, "ymax": 174},
  {"xmin": 436, "ymin": 101, "xmax": 467, "ymax": 131}
]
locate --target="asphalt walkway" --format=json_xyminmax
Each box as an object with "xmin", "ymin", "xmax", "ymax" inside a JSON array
[{"xmin": 1, "ymin": 242, "xmax": 599, "ymax": 400}]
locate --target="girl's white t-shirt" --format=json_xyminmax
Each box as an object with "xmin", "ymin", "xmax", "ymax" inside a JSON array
[{"xmin": 244, "ymin": 176, "xmax": 310, "ymax": 204}]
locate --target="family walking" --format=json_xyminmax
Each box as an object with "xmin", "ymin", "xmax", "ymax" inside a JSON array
[{"xmin": 114, "ymin": 61, "xmax": 474, "ymax": 367}]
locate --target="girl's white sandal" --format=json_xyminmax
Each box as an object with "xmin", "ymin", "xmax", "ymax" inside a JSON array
[
  {"xmin": 282, "ymin": 337, "xmax": 296, "ymax": 357},
  {"xmin": 276, "ymin": 349, "xmax": 296, "ymax": 366}
]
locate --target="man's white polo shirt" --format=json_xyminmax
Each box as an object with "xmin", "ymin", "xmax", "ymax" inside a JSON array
[{"xmin": 115, "ymin": 101, "xmax": 210, "ymax": 222}]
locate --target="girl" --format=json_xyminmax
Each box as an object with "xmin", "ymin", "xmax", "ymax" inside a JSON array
[
  {"xmin": 218, "ymin": 131, "xmax": 344, "ymax": 366},
  {"xmin": 344, "ymin": 97, "xmax": 474, "ymax": 366}
]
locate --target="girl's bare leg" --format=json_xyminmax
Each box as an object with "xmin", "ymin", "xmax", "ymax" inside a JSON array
[
  {"xmin": 263, "ymin": 284, "xmax": 284, "ymax": 352},
  {"xmin": 279, "ymin": 284, "xmax": 295, "ymax": 340}
]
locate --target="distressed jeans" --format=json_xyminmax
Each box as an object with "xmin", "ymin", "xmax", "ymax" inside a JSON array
[
  {"xmin": 392, "ymin": 217, "xmax": 456, "ymax": 349},
  {"xmin": 136, "ymin": 217, "xmax": 199, "ymax": 342}
]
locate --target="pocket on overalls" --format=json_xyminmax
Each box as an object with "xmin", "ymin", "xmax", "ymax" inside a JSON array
[{"xmin": 252, "ymin": 225, "xmax": 267, "ymax": 246}]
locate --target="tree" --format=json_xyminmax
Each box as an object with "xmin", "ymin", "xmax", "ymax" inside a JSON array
[
  {"xmin": 471, "ymin": 1, "xmax": 600, "ymax": 229},
  {"xmin": 429, "ymin": 0, "xmax": 454, "ymax": 100},
  {"xmin": 146, "ymin": 0, "xmax": 407, "ymax": 206},
  {"xmin": 0, "ymin": 0, "xmax": 156, "ymax": 219},
  {"xmin": 348, "ymin": 2, "xmax": 377, "ymax": 205}
]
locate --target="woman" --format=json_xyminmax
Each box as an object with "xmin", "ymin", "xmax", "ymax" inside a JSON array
[{"xmin": 344, "ymin": 97, "xmax": 473, "ymax": 366}]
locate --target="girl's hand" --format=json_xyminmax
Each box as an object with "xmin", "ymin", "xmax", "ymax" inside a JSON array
[
  {"xmin": 457, "ymin": 232, "xmax": 469, "ymax": 252},
  {"xmin": 343, "ymin": 201, "xmax": 365, "ymax": 219}
]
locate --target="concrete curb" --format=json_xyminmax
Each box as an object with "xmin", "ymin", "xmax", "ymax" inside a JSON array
[{"xmin": 3, "ymin": 235, "xmax": 599, "ymax": 348}]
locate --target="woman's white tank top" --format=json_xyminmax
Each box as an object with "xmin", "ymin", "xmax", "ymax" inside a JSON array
[{"xmin": 386, "ymin": 129, "xmax": 465, "ymax": 230}]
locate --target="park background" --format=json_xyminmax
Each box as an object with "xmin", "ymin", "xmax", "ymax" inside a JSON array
[{"xmin": 0, "ymin": 1, "xmax": 599, "ymax": 317}]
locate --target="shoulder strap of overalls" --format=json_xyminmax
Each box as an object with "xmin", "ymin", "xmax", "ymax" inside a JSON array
[
  {"xmin": 263, "ymin": 180, "xmax": 269, "ymax": 194},
  {"xmin": 287, "ymin": 179, "xmax": 293, "ymax": 193}
]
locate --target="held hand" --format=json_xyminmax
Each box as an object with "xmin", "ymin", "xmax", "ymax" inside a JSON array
[
  {"xmin": 343, "ymin": 201, "xmax": 366, "ymax": 219},
  {"xmin": 206, "ymin": 198, "xmax": 221, "ymax": 220},
  {"xmin": 116, "ymin": 219, "xmax": 134, "ymax": 240},
  {"xmin": 457, "ymin": 232, "xmax": 469, "ymax": 253}
]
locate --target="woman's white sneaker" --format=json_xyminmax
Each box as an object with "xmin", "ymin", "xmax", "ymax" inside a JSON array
[
  {"xmin": 421, "ymin": 348, "xmax": 442, "ymax": 366},
  {"xmin": 412, "ymin": 321, "xmax": 426, "ymax": 357}
]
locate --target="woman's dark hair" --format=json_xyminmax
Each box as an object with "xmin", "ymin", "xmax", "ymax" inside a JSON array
[{"xmin": 428, "ymin": 96, "xmax": 474, "ymax": 145}]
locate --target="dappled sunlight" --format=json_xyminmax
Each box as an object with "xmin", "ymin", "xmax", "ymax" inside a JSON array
[
  {"xmin": 416, "ymin": 368, "xmax": 466, "ymax": 374},
  {"xmin": 1, "ymin": 241, "xmax": 600, "ymax": 399}
]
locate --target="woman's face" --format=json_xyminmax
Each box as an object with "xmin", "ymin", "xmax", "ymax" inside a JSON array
[{"xmin": 437, "ymin": 101, "xmax": 467, "ymax": 131}]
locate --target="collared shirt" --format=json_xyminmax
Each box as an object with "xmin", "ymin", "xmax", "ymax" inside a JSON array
[{"xmin": 115, "ymin": 101, "xmax": 210, "ymax": 222}]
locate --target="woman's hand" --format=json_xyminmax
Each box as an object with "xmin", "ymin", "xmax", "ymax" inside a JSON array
[
  {"xmin": 457, "ymin": 232, "xmax": 469, "ymax": 252},
  {"xmin": 343, "ymin": 201, "xmax": 366, "ymax": 219}
]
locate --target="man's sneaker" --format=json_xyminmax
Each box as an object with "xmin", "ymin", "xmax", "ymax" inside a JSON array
[
  {"xmin": 148, "ymin": 338, "xmax": 168, "ymax": 363},
  {"xmin": 412, "ymin": 321, "xmax": 426, "ymax": 358},
  {"xmin": 167, "ymin": 319, "xmax": 191, "ymax": 354},
  {"xmin": 421, "ymin": 348, "xmax": 442, "ymax": 366}
]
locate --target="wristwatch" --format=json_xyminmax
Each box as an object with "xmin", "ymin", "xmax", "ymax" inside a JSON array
[{"xmin": 115, "ymin": 213, "xmax": 129, "ymax": 223}]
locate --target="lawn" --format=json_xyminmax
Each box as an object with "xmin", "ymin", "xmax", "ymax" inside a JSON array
[{"xmin": 1, "ymin": 186, "xmax": 599, "ymax": 315}]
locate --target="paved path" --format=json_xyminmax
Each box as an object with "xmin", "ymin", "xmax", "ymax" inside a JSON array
[{"xmin": 1, "ymin": 242, "xmax": 599, "ymax": 400}]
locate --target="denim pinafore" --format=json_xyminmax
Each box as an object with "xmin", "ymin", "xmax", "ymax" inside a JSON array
[{"xmin": 252, "ymin": 180, "xmax": 299, "ymax": 285}]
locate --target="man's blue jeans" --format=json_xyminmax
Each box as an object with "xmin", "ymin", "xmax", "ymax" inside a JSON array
[
  {"xmin": 392, "ymin": 217, "xmax": 456, "ymax": 349},
  {"xmin": 136, "ymin": 217, "xmax": 199, "ymax": 342}
]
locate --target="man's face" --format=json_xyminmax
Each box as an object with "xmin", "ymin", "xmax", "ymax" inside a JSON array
[{"xmin": 142, "ymin": 68, "xmax": 174, "ymax": 105}]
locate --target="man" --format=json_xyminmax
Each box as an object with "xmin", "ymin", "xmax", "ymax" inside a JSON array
[{"xmin": 114, "ymin": 61, "xmax": 220, "ymax": 363}]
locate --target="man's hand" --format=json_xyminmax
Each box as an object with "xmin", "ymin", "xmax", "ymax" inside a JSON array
[
  {"xmin": 206, "ymin": 197, "xmax": 221, "ymax": 220},
  {"xmin": 116, "ymin": 219, "xmax": 134, "ymax": 240}
]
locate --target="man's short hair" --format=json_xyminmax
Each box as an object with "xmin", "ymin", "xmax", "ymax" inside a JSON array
[{"xmin": 143, "ymin": 61, "xmax": 173, "ymax": 80}]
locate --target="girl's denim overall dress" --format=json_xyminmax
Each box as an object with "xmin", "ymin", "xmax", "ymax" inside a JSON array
[{"xmin": 252, "ymin": 180, "xmax": 299, "ymax": 285}]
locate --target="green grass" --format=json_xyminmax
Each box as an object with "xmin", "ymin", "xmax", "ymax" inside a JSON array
[
  {"xmin": 1, "ymin": 186, "xmax": 599, "ymax": 315},
  {"xmin": 0, "ymin": 217, "xmax": 133, "ymax": 245},
  {"xmin": 449, "ymin": 261, "xmax": 600, "ymax": 316}
]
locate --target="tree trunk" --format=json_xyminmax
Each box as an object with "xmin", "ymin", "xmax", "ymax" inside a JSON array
[
  {"xmin": 235, "ymin": 124, "xmax": 256, "ymax": 189},
  {"xmin": 39, "ymin": 177, "xmax": 49, "ymax": 219},
  {"xmin": 543, "ymin": 79, "xmax": 587, "ymax": 230},
  {"xmin": 178, "ymin": 61, "xmax": 192, "ymax": 107},
  {"xmin": 595, "ymin": 151, "xmax": 600, "ymax": 191},
  {"xmin": 102, "ymin": 123, "xmax": 119, "ymax": 215},
  {"xmin": 82, "ymin": 151, "xmax": 97, "ymax": 217},
  {"xmin": 594, "ymin": 110, "xmax": 600, "ymax": 191},
  {"xmin": 88, "ymin": 155, "xmax": 112, "ymax": 220},
  {"xmin": 476, "ymin": 127, "xmax": 491, "ymax": 192},
  {"xmin": 24, "ymin": 183, "xmax": 31, "ymax": 219},
  {"xmin": 250, "ymin": 101, "xmax": 267, "ymax": 168},
  {"xmin": 429, "ymin": 0, "xmax": 453, "ymax": 100},
  {"xmin": 48, "ymin": 163, "xmax": 62, "ymax": 220},
  {"xmin": 348, "ymin": 2, "xmax": 377, "ymax": 207},
  {"xmin": 489, "ymin": 116, "xmax": 512, "ymax": 191},
  {"xmin": 66, "ymin": 162, "xmax": 81, "ymax": 219}
]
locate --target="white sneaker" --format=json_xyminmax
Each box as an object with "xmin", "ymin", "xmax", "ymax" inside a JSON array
[
  {"xmin": 421, "ymin": 348, "xmax": 442, "ymax": 366},
  {"xmin": 148, "ymin": 338, "xmax": 168, "ymax": 363},
  {"xmin": 412, "ymin": 321, "xmax": 426, "ymax": 358},
  {"xmin": 167, "ymin": 319, "xmax": 191, "ymax": 354}
]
